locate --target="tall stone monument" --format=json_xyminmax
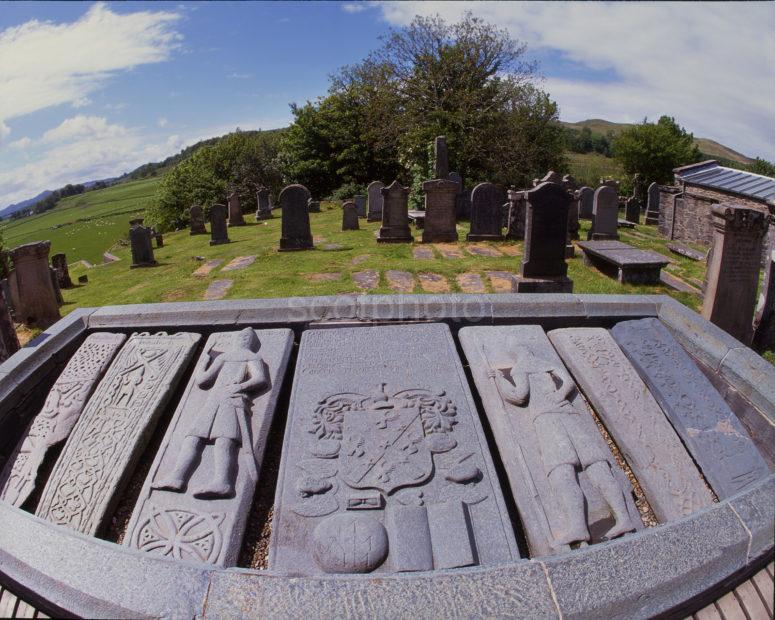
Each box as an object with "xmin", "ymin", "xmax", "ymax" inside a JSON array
[
  {"xmin": 279, "ymin": 184, "xmax": 313, "ymax": 251},
  {"xmin": 645, "ymin": 182, "xmax": 660, "ymax": 225},
  {"xmin": 50, "ymin": 267, "xmax": 64, "ymax": 305},
  {"xmin": 505, "ymin": 186, "xmax": 526, "ymax": 240},
  {"xmin": 209, "ymin": 204, "xmax": 230, "ymax": 245},
  {"xmin": 624, "ymin": 197, "xmax": 640, "ymax": 224},
  {"xmin": 341, "ymin": 201, "xmax": 359, "ymax": 231},
  {"xmin": 353, "ymin": 195, "xmax": 366, "ymax": 218},
  {"xmin": 256, "ymin": 188, "xmax": 273, "ymax": 220},
  {"xmin": 51, "ymin": 253, "xmax": 73, "ymax": 289},
  {"xmin": 227, "ymin": 191, "xmax": 246, "ymax": 227},
  {"xmin": 366, "ymin": 181, "xmax": 384, "ymax": 222},
  {"xmin": 0, "ymin": 288, "xmax": 19, "ymax": 363},
  {"xmin": 702, "ymin": 203, "xmax": 767, "ymax": 344},
  {"xmin": 514, "ymin": 182, "xmax": 573, "ymax": 293},
  {"xmin": 189, "ymin": 205, "xmax": 207, "ymax": 234},
  {"xmin": 7, "ymin": 241, "xmax": 61, "ymax": 327},
  {"xmin": 752, "ymin": 239, "xmax": 775, "ymax": 352},
  {"xmin": 434, "ymin": 135, "xmax": 449, "ymax": 179},
  {"xmin": 129, "ymin": 219, "xmax": 157, "ymax": 268},
  {"xmin": 421, "ymin": 179, "xmax": 459, "ymax": 243},
  {"xmin": 467, "ymin": 182, "xmax": 504, "ymax": 241},
  {"xmin": 588, "ymin": 186, "xmax": 619, "ymax": 240},
  {"xmin": 578, "ymin": 186, "xmax": 594, "ymax": 219},
  {"xmin": 377, "ymin": 181, "xmax": 413, "ymax": 243}
]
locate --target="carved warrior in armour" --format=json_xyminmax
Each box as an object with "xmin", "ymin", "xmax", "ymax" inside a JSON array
[
  {"xmin": 153, "ymin": 328, "xmax": 268, "ymax": 498},
  {"xmin": 489, "ymin": 344, "xmax": 635, "ymax": 545}
]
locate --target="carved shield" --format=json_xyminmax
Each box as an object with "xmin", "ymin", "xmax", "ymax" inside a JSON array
[{"xmin": 341, "ymin": 406, "xmax": 432, "ymax": 494}]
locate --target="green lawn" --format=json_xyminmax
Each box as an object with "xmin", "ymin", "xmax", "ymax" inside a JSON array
[{"xmin": 567, "ymin": 152, "xmax": 625, "ymax": 187}]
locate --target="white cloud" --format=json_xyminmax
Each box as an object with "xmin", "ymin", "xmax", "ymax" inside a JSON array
[
  {"xmin": 227, "ymin": 72, "xmax": 252, "ymax": 79},
  {"xmin": 342, "ymin": 3, "xmax": 370, "ymax": 14},
  {"xmin": 104, "ymin": 102, "xmax": 128, "ymax": 111},
  {"xmin": 9, "ymin": 137, "xmax": 31, "ymax": 149},
  {"xmin": 71, "ymin": 96, "xmax": 92, "ymax": 109},
  {"xmin": 0, "ymin": 3, "xmax": 182, "ymax": 122},
  {"xmin": 0, "ymin": 120, "xmax": 9, "ymax": 144},
  {"xmin": 157, "ymin": 117, "xmax": 169, "ymax": 128},
  {"xmin": 42, "ymin": 115, "xmax": 127, "ymax": 143},
  {"xmin": 371, "ymin": 1, "xmax": 775, "ymax": 160}
]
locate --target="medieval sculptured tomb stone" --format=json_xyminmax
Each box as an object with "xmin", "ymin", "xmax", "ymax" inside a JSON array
[
  {"xmin": 124, "ymin": 328, "xmax": 293, "ymax": 566},
  {"xmin": 459, "ymin": 325, "xmax": 642, "ymax": 558},
  {"xmin": 269, "ymin": 323, "xmax": 519, "ymax": 575}
]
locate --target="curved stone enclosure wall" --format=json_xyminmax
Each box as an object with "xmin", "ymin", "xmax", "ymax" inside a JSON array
[{"xmin": 0, "ymin": 294, "xmax": 772, "ymax": 619}]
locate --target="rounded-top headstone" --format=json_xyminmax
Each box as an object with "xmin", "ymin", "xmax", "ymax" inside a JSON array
[
  {"xmin": 279, "ymin": 184, "xmax": 313, "ymax": 251},
  {"xmin": 468, "ymin": 182, "xmax": 504, "ymax": 241},
  {"xmin": 342, "ymin": 201, "xmax": 359, "ymax": 231}
]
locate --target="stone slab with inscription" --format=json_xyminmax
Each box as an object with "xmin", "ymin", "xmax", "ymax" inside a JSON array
[
  {"xmin": 36, "ymin": 332, "xmax": 200, "ymax": 536},
  {"xmin": 459, "ymin": 325, "xmax": 642, "ymax": 558},
  {"xmin": 611, "ymin": 318, "xmax": 770, "ymax": 499},
  {"xmin": 124, "ymin": 328, "xmax": 293, "ymax": 566},
  {"xmin": 269, "ymin": 323, "xmax": 519, "ymax": 575},
  {"xmin": 0, "ymin": 333, "xmax": 127, "ymax": 508},
  {"xmin": 548, "ymin": 327, "xmax": 715, "ymax": 522}
]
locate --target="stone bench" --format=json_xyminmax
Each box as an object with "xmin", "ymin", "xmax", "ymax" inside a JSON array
[{"xmin": 578, "ymin": 240, "xmax": 670, "ymax": 284}]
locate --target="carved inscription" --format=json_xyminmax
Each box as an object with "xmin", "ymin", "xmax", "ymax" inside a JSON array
[
  {"xmin": 611, "ymin": 318, "xmax": 770, "ymax": 499},
  {"xmin": 548, "ymin": 328, "xmax": 714, "ymax": 522},
  {"xmin": 0, "ymin": 333, "xmax": 127, "ymax": 508},
  {"xmin": 35, "ymin": 332, "xmax": 200, "ymax": 535},
  {"xmin": 124, "ymin": 328, "xmax": 293, "ymax": 566}
]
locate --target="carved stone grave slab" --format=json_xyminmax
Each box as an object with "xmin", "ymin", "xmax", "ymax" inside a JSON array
[
  {"xmin": 0, "ymin": 333, "xmax": 127, "ymax": 508},
  {"xmin": 367, "ymin": 181, "xmax": 384, "ymax": 222},
  {"xmin": 342, "ymin": 202, "xmax": 359, "ymax": 231},
  {"xmin": 189, "ymin": 205, "xmax": 207, "ymax": 234},
  {"xmin": 421, "ymin": 179, "xmax": 459, "ymax": 243},
  {"xmin": 578, "ymin": 186, "xmax": 594, "ymax": 219},
  {"xmin": 209, "ymin": 204, "xmax": 230, "ymax": 246},
  {"xmin": 577, "ymin": 240, "xmax": 669, "ymax": 284},
  {"xmin": 269, "ymin": 323, "xmax": 519, "ymax": 575},
  {"xmin": 36, "ymin": 332, "xmax": 200, "ymax": 535},
  {"xmin": 124, "ymin": 328, "xmax": 293, "ymax": 566},
  {"xmin": 611, "ymin": 318, "xmax": 770, "ymax": 499},
  {"xmin": 645, "ymin": 182, "xmax": 660, "ymax": 225},
  {"xmin": 467, "ymin": 182, "xmax": 504, "ymax": 241},
  {"xmin": 8, "ymin": 241, "xmax": 61, "ymax": 327},
  {"xmin": 129, "ymin": 221, "xmax": 157, "ymax": 268},
  {"xmin": 227, "ymin": 192, "xmax": 246, "ymax": 227},
  {"xmin": 279, "ymin": 184, "xmax": 313, "ymax": 251},
  {"xmin": 51, "ymin": 253, "xmax": 72, "ymax": 289},
  {"xmin": 588, "ymin": 186, "xmax": 619, "ymax": 240},
  {"xmin": 548, "ymin": 328, "xmax": 715, "ymax": 522},
  {"xmin": 377, "ymin": 181, "xmax": 413, "ymax": 243},
  {"xmin": 459, "ymin": 325, "xmax": 642, "ymax": 558}
]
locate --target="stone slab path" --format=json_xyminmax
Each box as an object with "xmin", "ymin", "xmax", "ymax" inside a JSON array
[
  {"xmin": 498, "ymin": 245, "xmax": 521, "ymax": 257},
  {"xmin": 660, "ymin": 271, "xmax": 701, "ymax": 295},
  {"xmin": 457, "ymin": 272, "xmax": 486, "ymax": 293},
  {"xmin": 434, "ymin": 244, "xmax": 464, "ymax": 259},
  {"xmin": 204, "ymin": 279, "xmax": 233, "ymax": 300},
  {"xmin": 466, "ymin": 244, "xmax": 502, "ymax": 257},
  {"xmin": 222, "ymin": 256, "xmax": 256, "ymax": 271},
  {"xmin": 321, "ymin": 243, "xmax": 343, "ymax": 251},
  {"xmin": 485, "ymin": 270, "xmax": 516, "ymax": 293},
  {"xmin": 386, "ymin": 270, "xmax": 415, "ymax": 293},
  {"xmin": 304, "ymin": 273, "xmax": 342, "ymax": 282},
  {"xmin": 413, "ymin": 247, "xmax": 435, "ymax": 259},
  {"xmin": 192, "ymin": 259, "xmax": 223, "ymax": 277},
  {"xmin": 351, "ymin": 254, "xmax": 370, "ymax": 265},
  {"xmin": 417, "ymin": 273, "xmax": 450, "ymax": 293},
  {"xmin": 352, "ymin": 270, "xmax": 379, "ymax": 290}
]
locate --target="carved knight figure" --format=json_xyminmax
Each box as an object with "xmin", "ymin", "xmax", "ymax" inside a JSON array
[
  {"xmin": 153, "ymin": 328, "xmax": 268, "ymax": 498},
  {"xmin": 489, "ymin": 343, "xmax": 635, "ymax": 545}
]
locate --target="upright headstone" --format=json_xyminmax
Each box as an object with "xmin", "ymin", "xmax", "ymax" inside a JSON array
[
  {"xmin": 504, "ymin": 186, "xmax": 526, "ymax": 240},
  {"xmin": 279, "ymin": 184, "xmax": 313, "ymax": 251},
  {"xmin": 434, "ymin": 135, "xmax": 449, "ymax": 179},
  {"xmin": 366, "ymin": 181, "xmax": 384, "ymax": 222},
  {"xmin": 702, "ymin": 203, "xmax": 768, "ymax": 344},
  {"xmin": 588, "ymin": 186, "xmax": 619, "ymax": 240},
  {"xmin": 514, "ymin": 182, "xmax": 573, "ymax": 293},
  {"xmin": 341, "ymin": 201, "xmax": 359, "ymax": 230},
  {"xmin": 0, "ymin": 333, "xmax": 126, "ymax": 508},
  {"xmin": 600, "ymin": 178, "xmax": 619, "ymax": 190},
  {"xmin": 125, "ymin": 328, "xmax": 293, "ymax": 567},
  {"xmin": 189, "ymin": 205, "xmax": 207, "ymax": 234},
  {"xmin": 7, "ymin": 241, "xmax": 60, "ymax": 328},
  {"xmin": 467, "ymin": 182, "xmax": 504, "ymax": 241},
  {"xmin": 377, "ymin": 181, "xmax": 413, "ymax": 243},
  {"xmin": 256, "ymin": 188, "xmax": 273, "ymax": 220},
  {"xmin": 752, "ymin": 240, "xmax": 775, "ymax": 352},
  {"xmin": 209, "ymin": 204, "xmax": 230, "ymax": 246},
  {"xmin": 50, "ymin": 267, "xmax": 63, "ymax": 305},
  {"xmin": 567, "ymin": 191, "xmax": 580, "ymax": 241},
  {"xmin": 51, "ymin": 253, "xmax": 72, "ymax": 289},
  {"xmin": 129, "ymin": 219, "xmax": 157, "ymax": 268},
  {"xmin": 448, "ymin": 172, "xmax": 464, "ymax": 219},
  {"xmin": 307, "ymin": 198, "xmax": 321, "ymax": 213},
  {"xmin": 227, "ymin": 191, "xmax": 245, "ymax": 227},
  {"xmin": 421, "ymin": 179, "xmax": 458, "ymax": 243},
  {"xmin": 268, "ymin": 324, "xmax": 519, "ymax": 575},
  {"xmin": 459, "ymin": 325, "xmax": 641, "ymax": 557},
  {"xmin": 353, "ymin": 195, "xmax": 366, "ymax": 218},
  {"xmin": 611, "ymin": 318, "xmax": 769, "ymax": 499},
  {"xmin": 578, "ymin": 186, "xmax": 594, "ymax": 219},
  {"xmin": 153, "ymin": 230, "xmax": 164, "ymax": 248},
  {"xmin": 624, "ymin": 197, "xmax": 640, "ymax": 224},
  {"xmin": 36, "ymin": 332, "xmax": 201, "ymax": 535},
  {"xmin": 645, "ymin": 182, "xmax": 660, "ymax": 225},
  {"xmin": 0, "ymin": 288, "xmax": 19, "ymax": 363}
]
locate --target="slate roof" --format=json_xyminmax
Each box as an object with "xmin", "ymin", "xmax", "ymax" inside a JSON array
[{"xmin": 674, "ymin": 160, "xmax": 775, "ymax": 202}]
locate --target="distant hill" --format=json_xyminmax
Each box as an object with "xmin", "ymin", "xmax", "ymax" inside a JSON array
[
  {"xmin": 559, "ymin": 118, "xmax": 754, "ymax": 165},
  {"xmin": 1, "ymin": 189, "xmax": 53, "ymax": 219}
]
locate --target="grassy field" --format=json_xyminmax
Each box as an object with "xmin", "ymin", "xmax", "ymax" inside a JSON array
[
  {"xmin": 566, "ymin": 152, "xmax": 626, "ymax": 187},
  {"xmin": 1, "ymin": 177, "xmax": 161, "ymax": 265}
]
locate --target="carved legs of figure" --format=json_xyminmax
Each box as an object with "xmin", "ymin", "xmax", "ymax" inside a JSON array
[
  {"xmin": 548, "ymin": 463, "xmax": 590, "ymax": 545},
  {"xmin": 193, "ymin": 437, "xmax": 237, "ymax": 499},
  {"xmin": 152, "ymin": 435, "xmax": 203, "ymax": 492},
  {"xmin": 585, "ymin": 460, "xmax": 635, "ymax": 539}
]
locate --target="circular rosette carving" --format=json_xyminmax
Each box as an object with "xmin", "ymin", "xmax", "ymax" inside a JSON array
[{"xmin": 135, "ymin": 506, "xmax": 224, "ymax": 564}]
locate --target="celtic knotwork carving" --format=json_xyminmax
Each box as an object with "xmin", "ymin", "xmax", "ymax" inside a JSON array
[{"xmin": 135, "ymin": 506, "xmax": 225, "ymax": 563}]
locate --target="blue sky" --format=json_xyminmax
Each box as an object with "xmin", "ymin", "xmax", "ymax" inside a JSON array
[{"xmin": 1, "ymin": 1, "xmax": 773, "ymax": 209}]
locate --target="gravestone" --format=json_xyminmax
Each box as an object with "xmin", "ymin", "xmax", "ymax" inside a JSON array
[
  {"xmin": 152, "ymin": 229, "xmax": 164, "ymax": 248},
  {"xmin": 645, "ymin": 182, "xmax": 660, "ymax": 225},
  {"xmin": 227, "ymin": 191, "xmax": 245, "ymax": 227},
  {"xmin": 539, "ymin": 171, "xmax": 562, "ymax": 184},
  {"xmin": 548, "ymin": 328, "xmax": 715, "ymax": 523},
  {"xmin": 279, "ymin": 184, "xmax": 313, "ymax": 251},
  {"xmin": 0, "ymin": 288, "xmax": 19, "ymax": 363},
  {"xmin": 341, "ymin": 201, "xmax": 359, "ymax": 230},
  {"xmin": 434, "ymin": 135, "xmax": 449, "ymax": 179},
  {"xmin": 421, "ymin": 179, "xmax": 458, "ymax": 243},
  {"xmin": 562, "ymin": 174, "xmax": 578, "ymax": 191},
  {"xmin": 702, "ymin": 203, "xmax": 767, "ymax": 344},
  {"xmin": 377, "ymin": 181, "xmax": 413, "ymax": 243},
  {"xmin": 125, "ymin": 328, "xmax": 293, "ymax": 567},
  {"xmin": 577, "ymin": 240, "xmax": 669, "ymax": 284},
  {"xmin": 467, "ymin": 182, "xmax": 504, "ymax": 241},
  {"xmin": 600, "ymin": 178, "xmax": 619, "ymax": 190},
  {"xmin": 129, "ymin": 220, "xmax": 157, "ymax": 268},
  {"xmin": 578, "ymin": 186, "xmax": 594, "ymax": 219},
  {"xmin": 588, "ymin": 186, "xmax": 619, "ymax": 240},
  {"xmin": 36, "ymin": 332, "xmax": 200, "ymax": 535},
  {"xmin": 624, "ymin": 197, "xmax": 640, "ymax": 224},
  {"xmin": 611, "ymin": 318, "xmax": 769, "ymax": 499},
  {"xmin": 752, "ymin": 241, "xmax": 775, "ymax": 352},
  {"xmin": 354, "ymin": 195, "xmax": 366, "ymax": 218},
  {"xmin": 256, "ymin": 188, "xmax": 273, "ymax": 220},
  {"xmin": 307, "ymin": 198, "xmax": 321, "ymax": 213},
  {"xmin": 7, "ymin": 241, "xmax": 60, "ymax": 328},
  {"xmin": 209, "ymin": 204, "xmax": 230, "ymax": 246},
  {"xmin": 567, "ymin": 191, "xmax": 580, "ymax": 241},
  {"xmin": 459, "ymin": 325, "xmax": 641, "ymax": 557},
  {"xmin": 632, "ymin": 173, "xmax": 646, "ymax": 210},
  {"xmin": 0, "ymin": 333, "xmax": 126, "ymax": 508},
  {"xmin": 189, "ymin": 205, "xmax": 207, "ymax": 234},
  {"xmin": 49, "ymin": 267, "xmax": 63, "ymax": 306},
  {"xmin": 366, "ymin": 181, "xmax": 384, "ymax": 222},
  {"xmin": 504, "ymin": 187, "xmax": 526, "ymax": 240},
  {"xmin": 268, "ymin": 324, "xmax": 519, "ymax": 575},
  {"xmin": 515, "ymin": 182, "xmax": 573, "ymax": 293},
  {"xmin": 448, "ymin": 172, "xmax": 463, "ymax": 219},
  {"xmin": 51, "ymin": 253, "xmax": 72, "ymax": 289}
]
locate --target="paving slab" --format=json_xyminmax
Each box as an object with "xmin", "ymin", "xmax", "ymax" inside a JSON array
[
  {"xmin": 321, "ymin": 243, "xmax": 344, "ymax": 251},
  {"xmin": 192, "ymin": 259, "xmax": 223, "ymax": 277},
  {"xmin": 269, "ymin": 324, "xmax": 520, "ymax": 575},
  {"xmin": 221, "ymin": 255, "xmax": 256, "ymax": 272},
  {"xmin": 456, "ymin": 272, "xmax": 486, "ymax": 293},
  {"xmin": 386, "ymin": 270, "xmax": 415, "ymax": 293},
  {"xmin": 304, "ymin": 273, "xmax": 342, "ymax": 282},
  {"xmin": 485, "ymin": 271, "xmax": 515, "ymax": 293},
  {"xmin": 434, "ymin": 244, "xmax": 464, "ymax": 259},
  {"xmin": 413, "ymin": 246, "xmax": 435, "ymax": 260},
  {"xmin": 204, "ymin": 279, "xmax": 233, "ymax": 300},
  {"xmin": 667, "ymin": 242, "xmax": 706, "ymax": 261},
  {"xmin": 466, "ymin": 244, "xmax": 503, "ymax": 257},
  {"xmin": 660, "ymin": 271, "xmax": 701, "ymax": 295},
  {"xmin": 418, "ymin": 272, "xmax": 450, "ymax": 293},
  {"xmin": 352, "ymin": 270, "xmax": 379, "ymax": 290},
  {"xmin": 351, "ymin": 254, "xmax": 370, "ymax": 265},
  {"xmin": 498, "ymin": 244, "xmax": 521, "ymax": 256}
]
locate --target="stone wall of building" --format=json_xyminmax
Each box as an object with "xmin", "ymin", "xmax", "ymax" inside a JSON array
[{"xmin": 658, "ymin": 186, "xmax": 681, "ymax": 237}]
